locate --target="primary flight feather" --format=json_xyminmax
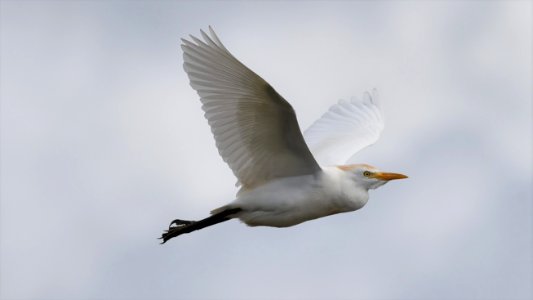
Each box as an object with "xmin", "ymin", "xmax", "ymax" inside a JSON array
[{"xmin": 161, "ymin": 27, "xmax": 407, "ymax": 243}]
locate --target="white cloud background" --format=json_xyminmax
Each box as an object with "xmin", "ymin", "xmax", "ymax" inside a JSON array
[{"xmin": 1, "ymin": 1, "xmax": 531, "ymax": 299}]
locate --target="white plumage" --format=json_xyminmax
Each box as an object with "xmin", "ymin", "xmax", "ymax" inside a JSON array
[
  {"xmin": 304, "ymin": 90, "xmax": 384, "ymax": 166},
  {"xmin": 182, "ymin": 27, "xmax": 320, "ymax": 190},
  {"xmin": 161, "ymin": 27, "xmax": 406, "ymax": 243}
]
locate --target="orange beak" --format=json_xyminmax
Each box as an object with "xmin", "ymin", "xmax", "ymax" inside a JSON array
[{"xmin": 374, "ymin": 172, "xmax": 408, "ymax": 181}]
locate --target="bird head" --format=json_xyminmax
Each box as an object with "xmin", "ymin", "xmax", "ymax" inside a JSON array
[{"xmin": 338, "ymin": 164, "xmax": 408, "ymax": 190}]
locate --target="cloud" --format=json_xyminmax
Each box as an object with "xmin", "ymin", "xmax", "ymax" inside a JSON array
[{"xmin": 1, "ymin": 1, "xmax": 531, "ymax": 299}]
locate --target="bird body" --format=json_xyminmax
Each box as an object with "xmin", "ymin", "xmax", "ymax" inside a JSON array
[
  {"xmin": 160, "ymin": 27, "xmax": 407, "ymax": 243},
  {"xmin": 221, "ymin": 166, "xmax": 369, "ymax": 227}
]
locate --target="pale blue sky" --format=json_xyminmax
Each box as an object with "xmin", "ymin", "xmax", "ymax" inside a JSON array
[{"xmin": 1, "ymin": 1, "xmax": 531, "ymax": 299}]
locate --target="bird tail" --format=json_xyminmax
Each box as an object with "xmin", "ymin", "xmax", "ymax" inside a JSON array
[{"xmin": 160, "ymin": 207, "xmax": 241, "ymax": 244}]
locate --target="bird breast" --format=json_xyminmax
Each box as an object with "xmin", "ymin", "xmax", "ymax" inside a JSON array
[{"xmin": 232, "ymin": 167, "xmax": 369, "ymax": 227}]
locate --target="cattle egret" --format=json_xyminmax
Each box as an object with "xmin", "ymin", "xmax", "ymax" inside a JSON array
[{"xmin": 160, "ymin": 27, "xmax": 407, "ymax": 243}]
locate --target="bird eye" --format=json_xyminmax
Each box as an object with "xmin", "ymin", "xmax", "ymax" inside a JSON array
[{"xmin": 363, "ymin": 171, "xmax": 371, "ymax": 177}]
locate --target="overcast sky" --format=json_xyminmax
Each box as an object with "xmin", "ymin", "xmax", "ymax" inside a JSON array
[{"xmin": 1, "ymin": 1, "xmax": 532, "ymax": 300}]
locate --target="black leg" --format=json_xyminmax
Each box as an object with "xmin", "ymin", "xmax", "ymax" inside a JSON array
[{"xmin": 159, "ymin": 208, "xmax": 241, "ymax": 244}]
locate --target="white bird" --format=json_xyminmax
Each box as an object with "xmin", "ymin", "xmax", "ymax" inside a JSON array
[{"xmin": 161, "ymin": 27, "xmax": 407, "ymax": 243}]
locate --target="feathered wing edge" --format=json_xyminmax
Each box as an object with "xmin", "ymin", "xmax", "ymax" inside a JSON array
[
  {"xmin": 304, "ymin": 89, "xmax": 385, "ymax": 166},
  {"xmin": 182, "ymin": 27, "xmax": 321, "ymax": 190}
]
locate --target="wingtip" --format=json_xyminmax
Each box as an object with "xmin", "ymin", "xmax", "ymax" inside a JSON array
[
  {"xmin": 208, "ymin": 25, "xmax": 217, "ymax": 38},
  {"xmin": 369, "ymin": 88, "xmax": 380, "ymax": 106},
  {"xmin": 352, "ymin": 89, "xmax": 379, "ymax": 106},
  {"xmin": 362, "ymin": 91, "xmax": 371, "ymax": 102}
]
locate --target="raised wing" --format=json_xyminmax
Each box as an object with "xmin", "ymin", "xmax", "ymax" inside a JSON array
[
  {"xmin": 304, "ymin": 90, "xmax": 384, "ymax": 166},
  {"xmin": 182, "ymin": 27, "xmax": 321, "ymax": 189}
]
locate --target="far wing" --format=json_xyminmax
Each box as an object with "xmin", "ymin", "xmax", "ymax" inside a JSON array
[
  {"xmin": 182, "ymin": 27, "xmax": 321, "ymax": 189},
  {"xmin": 303, "ymin": 90, "xmax": 384, "ymax": 166}
]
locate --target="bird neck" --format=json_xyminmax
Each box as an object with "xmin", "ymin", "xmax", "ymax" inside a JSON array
[{"xmin": 321, "ymin": 166, "xmax": 370, "ymax": 200}]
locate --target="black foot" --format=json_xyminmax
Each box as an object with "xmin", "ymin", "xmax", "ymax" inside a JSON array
[
  {"xmin": 169, "ymin": 219, "xmax": 195, "ymax": 228},
  {"xmin": 159, "ymin": 219, "xmax": 197, "ymax": 244}
]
